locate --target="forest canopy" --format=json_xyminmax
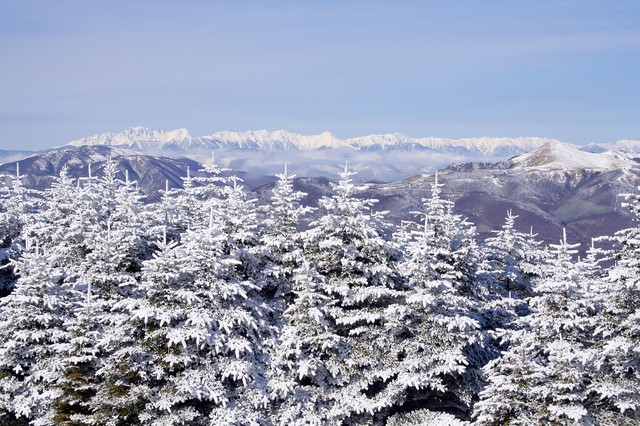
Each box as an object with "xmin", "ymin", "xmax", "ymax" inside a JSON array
[{"xmin": 0, "ymin": 159, "xmax": 638, "ymax": 425}]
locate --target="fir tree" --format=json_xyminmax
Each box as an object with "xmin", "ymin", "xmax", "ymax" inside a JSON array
[
  {"xmin": 260, "ymin": 165, "xmax": 313, "ymax": 304},
  {"xmin": 51, "ymin": 289, "xmax": 102, "ymax": 425},
  {"xmin": 391, "ymin": 173, "xmax": 486, "ymax": 419},
  {"xmin": 0, "ymin": 241, "xmax": 68, "ymax": 425},
  {"xmin": 292, "ymin": 164, "xmax": 401, "ymax": 423},
  {"xmin": 121, "ymin": 218, "xmax": 272, "ymax": 424},
  {"xmin": 170, "ymin": 155, "xmax": 232, "ymax": 232},
  {"xmin": 587, "ymin": 188, "xmax": 640, "ymax": 422},
  {"xmin": 481, "ymin": 210, "xmax": 546, "ymax": 299},
  {"xmin": 41, "ymin": 160, "xmax": 151, "ymax": 425},
  {"xmin": 0, "ymin": 163, "xmax": 39, "ymax": 295},
  {"xmin": 474, "ymin": 230, "xmax": 597, "ymax": 424},
  {"xmin": 268, "ymin": 260, "xmax": 341, "ymax": 425}
]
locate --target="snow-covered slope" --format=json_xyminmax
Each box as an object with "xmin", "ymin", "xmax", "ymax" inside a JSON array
[
  {"xmin": 68, "ymin": 127, "xmax": 213, "ymax": 151},
  {"xmin": 67, "ymin": 126, "xmax": 558, "ymax": 157},
  {"xmin": 581, "ymin": 139, "xmax": 640, "ymax": 154},
  {"xmin": 209, "ymin": 130, "xmax": 346, "ymax": 150},
  {"xmin": 510, "ymin": 141, "xmax": 636, "ymax": 171}
]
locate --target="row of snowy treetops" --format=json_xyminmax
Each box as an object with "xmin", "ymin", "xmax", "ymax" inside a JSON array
[{"xmin": 0, "ymin": 158, "xmax": 638, "ymax": 426}]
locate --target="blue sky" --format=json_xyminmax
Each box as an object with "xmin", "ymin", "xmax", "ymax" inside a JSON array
[{"xmin": 1, "ymin": 0, "xmax": 639, "ymax": 150}]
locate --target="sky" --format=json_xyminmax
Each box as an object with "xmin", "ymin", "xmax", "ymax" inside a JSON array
[{"xmin": 1, "ymin": 0, "xmax": 639, "ymax": 151}]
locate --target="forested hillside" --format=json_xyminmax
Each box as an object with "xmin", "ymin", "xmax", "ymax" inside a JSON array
[{"xmin": 0, "ymin": 159, "xmax": 638, "ymax": 425}]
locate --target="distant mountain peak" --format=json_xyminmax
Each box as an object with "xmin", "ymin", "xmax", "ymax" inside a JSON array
[
  {"xmin": 510, "ymin": 141, "xmax": 634, "ymax": 171},
  {"xmin": 68, "ymin": 126, "xmax": 197, "ymax": 148},
  {"xmin": 164, "ymin": 128, "xmax": 192, "ymax": 140}
]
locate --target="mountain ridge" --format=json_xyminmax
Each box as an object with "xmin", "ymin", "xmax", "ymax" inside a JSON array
[
  {"xmin": 509, "ymin": 141, "xmax": 637, "ymax": 171},
  {"xmin": 4, "ymin": 127, "xmax": 639, "ymax": 185},
  {"xmin": 3, "ymin": 142, "xmax": 640, "ymax": 247},
  {"xmin": 67, "ymin": 126, "xmax": 566, "ymax": 157}
]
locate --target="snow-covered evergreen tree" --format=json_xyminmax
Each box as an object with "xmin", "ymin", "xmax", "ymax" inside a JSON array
[
  {"xmin": 29, "ymin": 160, "xmax": 148, "ymax": 299},
  {"xmin": 51, "ymin": 288, "xmax": 102, "ymax": 425},
  {"xmin": 25, "ymin": 160, "xmax": 152, "ymax": 424},
  {"xmin": 474, "ymin": 229, "xmax": 598, "ymax": 424},
  {"xmin": 168, "ymin": 155, "xmax": 231, "ymax": 233},
  {"xmin": 0, "ymin": 164, "xmax": 39, "ymax": 295},
  {"xmin": 171, "ymin": 166, "xmax": 198, "ymax": 233},
  {"xmin": 283, "ymin": 164, "xmax": 401, "ymax": 423},
  {"xmin": 268, "ymin": 260, "xmax": 343, "ymax": 425},
  {"xmin": 28, "ymin": 165, "xmax": 95, "ymax": 285},
  {"xmin": 387, "ymin": 407, "xmax": 467, "ymax": 425},
  {"xmin": 478, "ymin": 211, "xmax": 550, "ymax": 342},
  {"xmin": 260, "ymin": 166, "xmax": 326, "ymax": 424},
  {"xmin": 211, "ymin": 176, "xmax": 262, "ymax": 271},
  {"xmin": 481, "ymin": 210, "xmax": 547, "ymax": 299},
  {"xmin": 191, "ymin": 154, "xmax": 231, "ymax": 203},
  {"xmin": 98, "ymin": 228, "xmax": 180, "ymax": 425},
  {"xmin": 78, "ymin": 160, "xmax": 149, "ymax": 298},
  {"xmin": 391, "ymin": 173, "xmax": 486, "ymax": 418},
  {"xmin": 417, "ymin": 172, "xmax": 480, "ymax": 293},
  {"xmin": 75, "ymin": 161, "xmax": 154, "ymax": 424},
  {"xmin": 0, "ymin": 241, "xmax": 67, "ymax": 425},
  {"xmin": 587, "ymin": 188, "xmax": 640, "ymax": 423},
  {"xmin": 260, "ymin": 165, "xmax": 313, "ymax": 313},
  {"xmin": 113, "ymin": 211, "xmax": 272, "ymax": 424},
  {"xmin": 157, "ymin": 179, "xmax": 187, "ymax": 242}
]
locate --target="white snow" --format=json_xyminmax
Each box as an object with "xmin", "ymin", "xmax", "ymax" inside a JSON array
[
  {"xmin": 66, "ymin": 126, "xmax": 561, "ymax": 156},
  {"xmin": 510, "ymin": 141, "xmax": 635, "ymax": 171}
]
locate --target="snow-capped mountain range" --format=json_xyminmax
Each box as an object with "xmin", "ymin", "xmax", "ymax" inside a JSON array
[
  {"xmin": 58, "ymin": 126, "xmax": 640, "ymax": 182},
  {"xmin": 2, "ymin": 126, "xmax": 639, "ymax": 185},
  {"xmin": 67, "ymin": 126, "xmax": 640, "ymax": 158},
  {"xmin": 67, "ymin": 126, "xmax": 563, "ymax": 157},
  {"xmin": 2, "ymin": 136, "xmax": 639, "ymax": 247}
]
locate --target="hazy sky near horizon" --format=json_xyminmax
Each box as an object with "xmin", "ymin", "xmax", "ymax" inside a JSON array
[{"xmin": 1, "ymin": 0, "xmax": 639, "ymax": 150}]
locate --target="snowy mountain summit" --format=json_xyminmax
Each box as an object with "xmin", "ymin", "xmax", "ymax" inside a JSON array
[{"xmin": 509, "ymin": 141, "xmax": 636, "ymax": 171}]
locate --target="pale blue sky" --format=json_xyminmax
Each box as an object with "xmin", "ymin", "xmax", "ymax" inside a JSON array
[{"xmin": 1, "ymin": 0, "xmax": 639, "ymax": 150}]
